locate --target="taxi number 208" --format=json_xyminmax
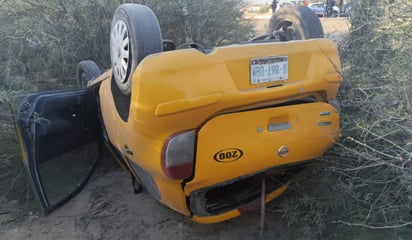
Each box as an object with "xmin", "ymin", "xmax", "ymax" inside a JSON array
[{"xmin": 213, "ymin": 148, "xmax": 244, "ymax": 163}]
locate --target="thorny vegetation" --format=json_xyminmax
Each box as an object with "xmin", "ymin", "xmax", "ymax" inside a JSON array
[
  {"xmin": 271, "ymin": 0, "xmax": 412, "ymax": 239},
  {"xmin": 0, "ymin": 0, "xmax": 254, "ymax": 100}
]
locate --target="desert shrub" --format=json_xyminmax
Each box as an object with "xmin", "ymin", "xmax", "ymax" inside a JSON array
[
  {"xmin": 0, "ymin": 0, "xmax": 254, "ymax": 95},
  {"xmin": 271, "ymin": 0, "xmax": 412, "ymax": 239},
  {"xmin": 333, "ymin": 0, "xmax": 411, "ymax": 231},
  {"xmin": 257, "ymin": 5, "xmax": 271, "ymax": 14}
]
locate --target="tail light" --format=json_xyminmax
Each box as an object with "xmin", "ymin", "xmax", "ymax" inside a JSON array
[{"xmin": 162, "ymin": 130, "xmax": 196, "ymax": 180}]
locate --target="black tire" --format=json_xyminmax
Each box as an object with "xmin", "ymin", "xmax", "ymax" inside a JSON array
[
  {"xmin": 110, "ymin": 4, "xmax": 163, "ymax": 95},
  {"xmin": 331, "ymin": 10, "xmax": 339, "ymax": 18},
  {"xmin": 76, "ymin": 60, "xmax": 101, "ymax": 88},
  {"xmin": 267, "ymin": 6, "xmax": 324, "ymax": 41}
]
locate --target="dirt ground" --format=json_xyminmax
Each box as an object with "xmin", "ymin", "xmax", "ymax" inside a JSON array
[{"xmin": 0, "ymin": 17, "xmax": 350, "ymax": 240}]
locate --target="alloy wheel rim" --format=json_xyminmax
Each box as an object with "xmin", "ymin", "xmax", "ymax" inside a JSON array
[{"xmin": 111, "ymin": 20, "xmax": 130, "ymax": 85}]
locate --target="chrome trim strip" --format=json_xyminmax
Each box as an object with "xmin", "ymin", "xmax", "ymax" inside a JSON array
[
  {"xmin": 320, "ymin": 111, "xmax": 331, "ymax": 116},
  {"xmin": 268, "ymin": 122, "xmax": 291, "ymax": 132},
  {"xmin": 317, "ymin": 121, "xmax": 332, "ymax": 126}
]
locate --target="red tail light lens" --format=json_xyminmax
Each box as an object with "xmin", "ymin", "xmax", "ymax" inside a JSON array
[{"xmin": 162, "ymin": 130, "xmax": 196, "ymax": 180}]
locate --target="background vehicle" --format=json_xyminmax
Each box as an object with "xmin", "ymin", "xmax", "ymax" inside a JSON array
[
  {"xmin": 339, "ymin": 2, "xmax": 353, "ymax": 17},
  {"xmin": 278, "ymin": 0, "xmax": 300, "ymax": 7},
  {"xmin": 12, "ymin": 4, "xmax": 341, "ymax": 223},
  {"xmin": 308, "ymin": 2, "xmax": 340, "ymax": 17}
]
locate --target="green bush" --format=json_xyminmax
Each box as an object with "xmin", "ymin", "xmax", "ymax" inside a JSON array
[
  {"xmin": 0, "ymin": 0, "xmax": 254, "ymax": 96},
  {"xmin": 336, "ymin": 0, "xmax": 411, "ymax": 231},
  {"xmin": 271, "ymin": 0, "xmax": 412, "ymax": 238}
]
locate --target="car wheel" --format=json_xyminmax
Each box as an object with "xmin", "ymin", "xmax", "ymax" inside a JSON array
[
  {"xmin": 267, "ymin": 6, "xmax": 324, "ymax": 41},
  {"xmin": 332, "ymin": 11, "xmax": 339, "ymax": 17},
  {"xmin": 76, "ymin": 60, "xmax": 101, "ymax": 88},
  {"xmin": 110, "ymin": 4, "xmax": 163, "ymax": 95}
]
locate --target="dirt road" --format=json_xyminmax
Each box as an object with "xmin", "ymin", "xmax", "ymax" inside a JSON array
[{"xmin": 0, "ymin": 17, "xmax": 350, "ymax": 240}]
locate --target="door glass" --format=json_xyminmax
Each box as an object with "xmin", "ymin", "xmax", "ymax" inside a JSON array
[
  {"xmin": 12, "ymin": 89, "xmax": 101, "ymax": 213},
  {"xmin": 38, "ymin": 142, "xmax": 98, "ymax": 206}
]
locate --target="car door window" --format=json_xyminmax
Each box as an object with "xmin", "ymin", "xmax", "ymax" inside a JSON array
[{"xmin": 12, "ymin": 89, "xmax": 101, "ymax": 213}]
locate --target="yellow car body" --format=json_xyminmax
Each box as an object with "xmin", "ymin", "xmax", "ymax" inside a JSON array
[
  {"xmin": 11, "ymin": 3, "xmax": 340, "ymax": 224},
  {"xmin": 94, "ymin": 38, "xmax": 341, "ymax": 223}
]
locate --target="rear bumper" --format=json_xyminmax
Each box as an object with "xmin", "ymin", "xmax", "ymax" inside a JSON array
[{"xmin": 189, "ymin": 161, "xmax": 310, "ymax": 223}]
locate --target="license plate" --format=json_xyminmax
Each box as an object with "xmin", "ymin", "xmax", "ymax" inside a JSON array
[{"xmin": 250, "ymin": 56, "xmax": 288, "ymax": 84}]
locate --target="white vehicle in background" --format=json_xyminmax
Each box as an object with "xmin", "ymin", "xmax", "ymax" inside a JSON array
[
  {"xmin": 274, "ymin": 0, "xmax": 300, "ymax": 12},
  {"xmin": 278, "ymin": 0, "xmax": 300, "ymax": 7}
]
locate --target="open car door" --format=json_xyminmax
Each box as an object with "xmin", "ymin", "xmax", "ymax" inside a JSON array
[{"xmin": 11, "ymin": 89, "xmax": 102, "ymax": 213}]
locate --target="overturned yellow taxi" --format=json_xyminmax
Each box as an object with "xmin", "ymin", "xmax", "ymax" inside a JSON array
[{"xmin": 12, "ymin": 4, "xmax": 341, "ymax": 223}]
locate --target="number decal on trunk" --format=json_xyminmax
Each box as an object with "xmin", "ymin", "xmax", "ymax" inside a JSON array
[{"xmin": 213, "ymin": 148, "xmax": 243, "ymax": 163}]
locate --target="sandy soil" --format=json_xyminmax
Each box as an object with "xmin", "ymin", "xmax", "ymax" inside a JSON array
[
  {"xmin": 0, "ymin": 17, "xmax": 350, "ymax": 240},
  {"xmin": 0, "ymin": 147, "xmax": 291, "ymax": 240}
]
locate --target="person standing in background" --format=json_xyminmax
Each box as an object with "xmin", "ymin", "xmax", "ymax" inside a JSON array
[
  {"xmin": 271, "ymin": 0, "xmax": 278, "ymax": 13},
  {"xmin": 326, "ymin": 0, "xmax": 335, "ymax": 17},
  {"xmin": 301, "ymin": 0, "xmax": 309, "ymax": 6}
]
